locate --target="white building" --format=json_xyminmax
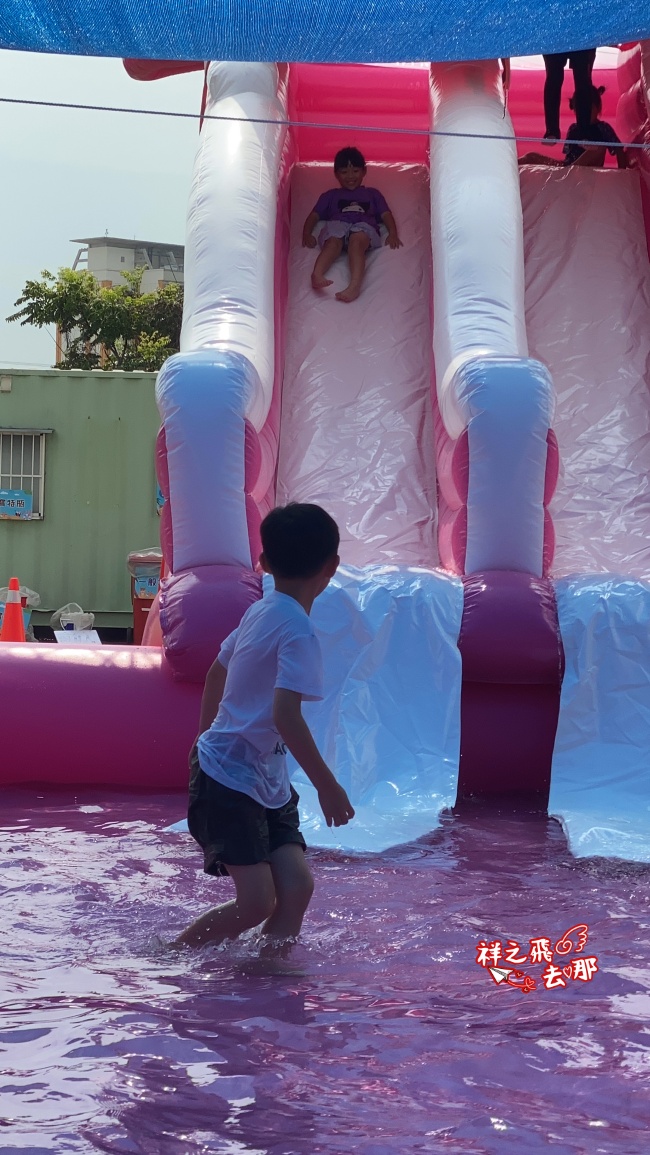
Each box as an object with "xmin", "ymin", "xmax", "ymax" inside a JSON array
[
  {"xmin": 55, "ymin": 236, "xmax": 185, "ymax": 365},
  {"xmin": 70, "ymin": 236, "xmax": 185, "ymax": 293}
]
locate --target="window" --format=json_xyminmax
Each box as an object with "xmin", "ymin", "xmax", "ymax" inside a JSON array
[{"xmin": 0, "ymin": 429, "xmax": 51, "ymax": 519}]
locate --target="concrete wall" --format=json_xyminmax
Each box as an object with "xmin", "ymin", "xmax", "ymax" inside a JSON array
[{"xmin": 87, "ymin": 243, "xmax": 137, "ymax": 282}]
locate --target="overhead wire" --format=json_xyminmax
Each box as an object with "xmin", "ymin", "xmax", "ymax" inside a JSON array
[{"xmin": 0, "ymin": 94, "xmax": 647, "ymax": 151}]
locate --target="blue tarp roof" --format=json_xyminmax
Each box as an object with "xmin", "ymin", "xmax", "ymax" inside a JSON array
[{"xmin": 0, "ymin": 2, "xmax": 648, "ymax": 63}]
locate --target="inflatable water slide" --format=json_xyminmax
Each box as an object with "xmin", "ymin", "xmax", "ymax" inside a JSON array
[
  {"xmin": 149, "ymin": 57, "xmax": 559, "ymax": 855},
  {"xmin": 3, "ymin": 45, "xmax": 650, "ymax": 859}
]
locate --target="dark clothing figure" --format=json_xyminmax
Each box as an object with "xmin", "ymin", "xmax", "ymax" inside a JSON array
[
  {"xmin": 543, "ymin": 50, "xmax": 597, "ymax": 139},
  {"xmin": 563, "ymin": 119, "xmax": 621, "ymax": 166}
]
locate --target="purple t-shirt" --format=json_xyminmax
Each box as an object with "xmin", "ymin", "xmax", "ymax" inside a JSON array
[{"xmin": 312, "ymin": 186, "xmax": 390, "ymax": 234}]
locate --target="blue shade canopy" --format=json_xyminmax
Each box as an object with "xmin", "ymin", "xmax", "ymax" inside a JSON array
[{"xmin": 0, "ymin": 1, "xmax": 648, "ymax": 63}]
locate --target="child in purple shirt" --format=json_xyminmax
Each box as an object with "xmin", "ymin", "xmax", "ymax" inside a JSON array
[{"xmin": 302, "ymin": 147, "xmax": 402, "ymax": 303}]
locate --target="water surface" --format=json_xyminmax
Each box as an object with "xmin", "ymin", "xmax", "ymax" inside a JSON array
[{"xmin": 1, "ymin": 791, "xmax": 649, "ymax": 1153}]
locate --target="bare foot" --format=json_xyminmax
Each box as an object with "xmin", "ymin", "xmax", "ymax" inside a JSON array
[
  {"xmin": 311, "ymin": 273, "xmax": 333, "ymax": 290},
  {"xmin": 335, "ymin": 285, "xmax": 361, "ymax": 303}
]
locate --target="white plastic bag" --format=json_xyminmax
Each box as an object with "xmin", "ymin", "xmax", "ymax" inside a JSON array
[{"xmin": 0, "ymin": 584, "xmax": 40, "ymax": 608}]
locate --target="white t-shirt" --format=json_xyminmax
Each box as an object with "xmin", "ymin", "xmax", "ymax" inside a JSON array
[{"xmin": 197, "ymin": 590, "xmax": 324, "ymax": 808}]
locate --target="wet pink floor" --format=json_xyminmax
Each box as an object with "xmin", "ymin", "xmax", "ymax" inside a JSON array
[{"xmin": 1, "ymin": 791, "xmax": 650, "ymax": 1154}]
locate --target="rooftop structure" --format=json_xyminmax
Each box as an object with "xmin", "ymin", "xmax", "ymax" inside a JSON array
[{"xmin": 70, "ymin": 235, "xmax": 184, "ymax": 292}]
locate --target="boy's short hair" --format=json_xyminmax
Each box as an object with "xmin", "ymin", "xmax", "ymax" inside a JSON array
[
  {"xmin": 334, "ymin": 146, "xmax": 366, "ymax": 172},
  {"xmin": 261, "ymin": 503, "xmax": 339, "ymax": 579}
]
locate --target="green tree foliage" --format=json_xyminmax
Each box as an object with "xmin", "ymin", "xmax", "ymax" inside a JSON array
[{"xmin": 7, "ymin": 267, "xmax": 183, "ymax": 371}]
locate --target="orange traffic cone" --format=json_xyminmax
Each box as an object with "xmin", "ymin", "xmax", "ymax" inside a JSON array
[{"xmin": 1, "ymin": 577, "xmax": 26, "ymax": 642}]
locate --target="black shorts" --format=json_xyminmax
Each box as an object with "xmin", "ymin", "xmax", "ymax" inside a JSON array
[{"xmin": 187, "ymin": 747, "xmax": 306, "ymax": 877}]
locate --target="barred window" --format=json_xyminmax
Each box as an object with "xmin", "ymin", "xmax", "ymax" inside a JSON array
[{"xmin": 0, "ymin": 429, "xmax": 51, "ymax": 519}]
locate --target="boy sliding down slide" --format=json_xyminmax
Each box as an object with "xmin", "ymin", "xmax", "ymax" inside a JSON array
[
  {"xmin": 176, "ymin": 503, "xmax": 355, "ymax": 956},
  {"xmin": 303, "ymin": 146, "xmax": 402, "ymax": 302}
]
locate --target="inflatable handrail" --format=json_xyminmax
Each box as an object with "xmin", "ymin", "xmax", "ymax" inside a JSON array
[
  {"xmin": 430, "ymin": 59, "xmax": 528, "ymax": 415},
  {"xmin": 180, "ymin": 61, "xmax": 287, "ymax": 433},
  {"xmin": 157, "ymin": 62, "xmax": 292, "ymax": 575},
  {"xmin": 154, "ymin": 62, "xmax": 294, "ymax": 678},
  {"xmin": 616, "ymin": 42, "xmax": 650, "ymax": 263},
  {"xmin": 429, "ymin": 60, "xmax": 556, "ymax": 577}
]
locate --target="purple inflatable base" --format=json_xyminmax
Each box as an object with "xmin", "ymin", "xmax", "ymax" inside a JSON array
[
  {"xmin": 456, "ymin": 571, "xmax": 564, "ymax": 809},
  {"xmin": 160, "ymin": 565, "xmax": 262, "ymax": 683}
]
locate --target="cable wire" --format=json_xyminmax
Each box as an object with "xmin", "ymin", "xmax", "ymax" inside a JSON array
[{"xmin": 0, "ymin": 94, "xmax": 648, "ymax": 151}]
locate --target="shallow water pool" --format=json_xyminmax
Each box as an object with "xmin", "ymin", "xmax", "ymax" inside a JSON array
[{"xmin": 1, "ymin": 791, "xmax": 649, "ymax": 1154}]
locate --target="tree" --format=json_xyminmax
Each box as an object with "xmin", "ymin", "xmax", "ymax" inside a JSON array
[{"xmin": 7, "ymin": 267, "xmax": 183, "ymax": 371}]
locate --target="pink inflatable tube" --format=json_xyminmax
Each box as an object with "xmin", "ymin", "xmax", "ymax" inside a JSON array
[
  {"xmin": 451, "ymin": 49, "xmax": 630, "ymax": 805},
  {"xmin": 456, "ymin": 572, "xmax": 564, "ymax": 808},
  {"xmin": 150, "ymin": 63, "xmax": 294, "ymax": 683},
  {"xmin": 0, "ymin": 643, "xmax": 200, "ymax": 789},
  {"xmin": 427, "ymin": 61, "xmax": 565, "ymax": 802},
  {"xmin": 617, "ymin": 43, "xmax": 650, "ymax": 262}
]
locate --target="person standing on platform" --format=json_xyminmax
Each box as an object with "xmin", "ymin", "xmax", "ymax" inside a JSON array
[{"xmin": 542, "ymin": 49, "xmax": 597, "ymax": 141}]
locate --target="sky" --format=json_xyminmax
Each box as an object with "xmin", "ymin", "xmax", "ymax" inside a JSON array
[{"xmin": 0, "ymin": 51, "xmax": 203, "ymax": 369}]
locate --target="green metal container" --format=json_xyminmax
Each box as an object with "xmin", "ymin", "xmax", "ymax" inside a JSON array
[{"xmin": 0, "ymin": 368, "xmax": 161, "ymax": 628}]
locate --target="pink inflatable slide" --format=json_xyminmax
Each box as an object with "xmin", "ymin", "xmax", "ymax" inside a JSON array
[{"xmin": 3, "ymin": 51, "xmax": 650, "ymax": 855}]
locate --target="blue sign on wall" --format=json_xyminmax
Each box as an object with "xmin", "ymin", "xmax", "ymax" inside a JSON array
[{"xmin": 0, "ymin": 489, "xmax": 32, "ymax": 520}]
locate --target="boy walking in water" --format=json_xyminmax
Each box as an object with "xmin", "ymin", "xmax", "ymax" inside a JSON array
[
  {"xmin": 303, "ymin": 146, "xmax": 402, "ymax": 302},
  {"xmin": 177, "ymin": 503, "xmax": 354, "ymax": 952}
]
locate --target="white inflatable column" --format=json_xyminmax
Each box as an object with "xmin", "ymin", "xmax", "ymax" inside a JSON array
[
  {"xmin": 430, "ymin": 61, "xmax": 554, "ymax": 576},
  {"xmin": 157, "ymin": 62, "xmax": 287, "ymax": 575},
  {"xmin": 155, "ymin": 63, "xmax": 288, "ymax": 680}
]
